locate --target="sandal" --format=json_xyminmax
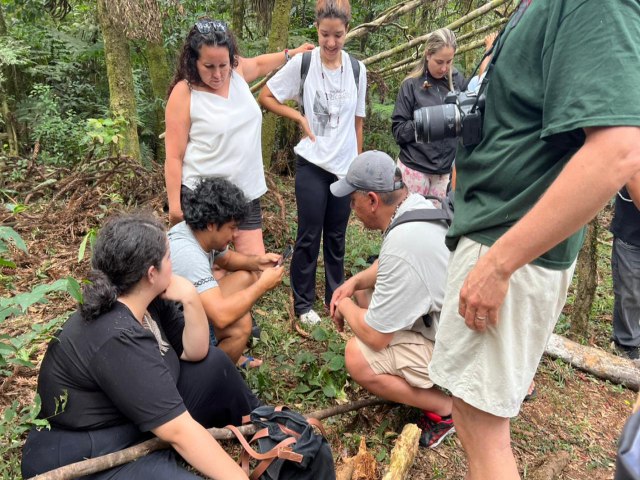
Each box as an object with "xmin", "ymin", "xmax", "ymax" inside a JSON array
[
  {"xmin": 524, "ymin": 382, "xmax": 537, "ymax": 402},
  {"xmin": 238, "ymin": 355, "xmax": 263, "ymax": 370}
]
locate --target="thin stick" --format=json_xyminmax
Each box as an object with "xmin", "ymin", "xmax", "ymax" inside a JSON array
[{"xmin": 29, "ymin": 398, "xmax": 392, "ymax": 480}]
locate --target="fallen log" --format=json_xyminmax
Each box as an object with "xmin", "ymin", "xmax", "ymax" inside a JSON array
[
  {"xmin": 545, "ymin": 333, "xmax": 640, "ymax": 391},
  {"xmin": 382, "ymin": 423, "xmax": 421, "ymax": 480},
  {"xmin": 29, "ymin": 398, "xmax": 392, "ymax": 480},
  {"xmin": 345, "ymin": 0, "xmax": 426, "ymax": 42},
  {"xmin": 528, "ymin": 450, "xmax": 570, "ymax": 480},
  {"xmin": 363, "ymin": 0, "xmax": 511, "ymax": 66}
]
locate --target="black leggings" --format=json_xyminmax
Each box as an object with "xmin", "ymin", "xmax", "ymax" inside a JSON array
[
  {"xmin": 21, "ymin": 347, "xmax": 260, "ymax": 479},
  {"xmin": 291, "ymin": 156, "xmax": 351, "ymax": 314}
]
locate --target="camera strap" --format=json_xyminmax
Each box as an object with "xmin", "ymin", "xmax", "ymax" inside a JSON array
[{"xmin": 470, "ymin": 0, "xmax": 533, "ymax": 113}]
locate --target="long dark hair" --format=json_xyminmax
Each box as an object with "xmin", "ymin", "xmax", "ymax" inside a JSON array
[
  {"xmin": 80, "ymin": 214, "xmax": 167, "ymax": 321},
  {"xmin": 167, "ymin": 18, "xmax": 240, "ymax": 96}
]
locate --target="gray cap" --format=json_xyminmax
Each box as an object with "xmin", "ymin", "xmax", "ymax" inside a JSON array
[{"xmin": 330, "ymin": 150, "xmax": 403, "ymax": 197}]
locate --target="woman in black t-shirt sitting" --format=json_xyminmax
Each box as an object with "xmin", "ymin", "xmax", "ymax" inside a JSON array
[{"xmin": 22, "ymin": 214, "xmax": 258, "ymax": 479}]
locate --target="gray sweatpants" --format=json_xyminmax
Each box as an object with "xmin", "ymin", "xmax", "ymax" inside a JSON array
[{"xmin": 612, "ymin": 237, "xmax": 640, "ymax": 348}]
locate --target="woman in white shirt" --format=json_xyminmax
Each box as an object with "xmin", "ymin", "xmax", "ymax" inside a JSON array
[
  {"xmin": 259, "ymin": 0, "xmax": 366, "ymax": 325},
  {"xmin": 165, "ymin": 19, "xmax": 312, "ymax": 255}
]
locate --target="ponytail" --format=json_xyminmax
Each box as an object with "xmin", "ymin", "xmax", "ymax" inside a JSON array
[{"xmin": 80, "ymin": 270, "xmax": 118, "ymax": 321}]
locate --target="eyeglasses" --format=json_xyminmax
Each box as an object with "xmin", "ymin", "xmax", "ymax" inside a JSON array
[{"xmin": 195, "ymin": 19, "xmax": 227, "ymax": 35}]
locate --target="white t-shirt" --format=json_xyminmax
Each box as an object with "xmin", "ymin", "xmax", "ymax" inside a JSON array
[
  {"xmin": 364, "ymin": 194, "xmax": 449, "ymax": 341},
  {"xmin": 167, "ymin": 221, "xmax": 228, "ymax": 294},
  {"xmin": 266, "ymin": 47, "xmax": 367, "ymax": 177},
  {"xmin": 182, "ymin": 73, "xmax": 267, "ymax": 201}
]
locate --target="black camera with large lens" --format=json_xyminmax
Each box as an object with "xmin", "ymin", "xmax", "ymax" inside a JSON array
[{"xmin": 413, "ymin": 90, "xmax": 485, "ymax": 147}]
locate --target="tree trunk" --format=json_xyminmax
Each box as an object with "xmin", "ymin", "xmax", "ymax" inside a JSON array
[
  {"xmin": 145, "ymin": 40, "xmax": 171, "ymax": 163},
  {"xmin": 569, "ymin": 217, "xmax": 599, "ymax": 340},
  {"xmin": 232, "ymin": 0, "xmax": 245, "ymax": 39},
  {"xmin": 545, "ymin": 333, "xmax": 640, "ymax": 391},
  {"xmin": 96, "ymin": 0, "xmax": 141, "ymax": 161},
  {"xmin": 260, "ymin": 0, "xmax": 293, "ymax": 170},
  {"xmin": 0, "ymin": 4, "xmax": 19, "ymax": 156}
]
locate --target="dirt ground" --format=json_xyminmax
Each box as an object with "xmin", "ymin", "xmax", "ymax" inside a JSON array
[{"xmin": 1, "ymin": 158, "xmax": 637, "ymax": 479}]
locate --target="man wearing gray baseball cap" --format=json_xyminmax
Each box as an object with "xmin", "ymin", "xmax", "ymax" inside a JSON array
[{"xmin": 329, "ymin": 150, "xmax": 455, "ymax": 448}]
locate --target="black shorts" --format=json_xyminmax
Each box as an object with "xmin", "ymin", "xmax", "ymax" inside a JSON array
[{"xmin": 180, "ymin": 185, "xmax": 262, "ymax": 230}]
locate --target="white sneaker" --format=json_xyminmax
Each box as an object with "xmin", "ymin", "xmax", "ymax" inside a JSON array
[{"xmin": 299, "ymin": 309, "xmax": 322, "ymax": 326}]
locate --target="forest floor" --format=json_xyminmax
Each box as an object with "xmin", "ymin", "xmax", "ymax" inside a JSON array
[{"xmin": 0, "ymin": 157, "xmax": 637, "ymax": 479}]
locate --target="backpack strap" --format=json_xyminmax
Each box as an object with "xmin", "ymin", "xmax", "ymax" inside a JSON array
[
  {"xmin": 225, "ymin": 424, "xmax": 303, "ymax": 478},
  {"xmin": 388, "ymin": 208, "xmax": 450, "ymax": 232},
  {"xmin": 299, "ymin": 51, "xmax": 312, "ymax": 115},
  {"xmin": 349, "ymin": 53, "xmax": 360, "ymax": 93},
  {"xmin": 299, "ymin": 51, "xmax": 361, "ymax": 116}
]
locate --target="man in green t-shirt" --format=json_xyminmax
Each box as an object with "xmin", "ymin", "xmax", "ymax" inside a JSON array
[{"xmin": 428, "ymin": 1, "xmax": 640, "ymax": 478}]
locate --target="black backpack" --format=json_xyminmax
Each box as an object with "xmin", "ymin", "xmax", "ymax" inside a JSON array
[
  {"xmin": 226, "ymin": 405, "xmax": 336, "ymax": 480},
  {"xmin": 387, "ymin": 192, "xmax": 455, "ymax": 233},
  {"xmin": 298, "ymin": 51, "xmax": 361, "ymax": 115}
]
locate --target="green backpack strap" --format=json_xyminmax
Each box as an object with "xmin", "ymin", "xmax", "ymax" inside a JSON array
[{"xmin": 299, "ymin": 51, "xmax": 360, "ymax": 116}]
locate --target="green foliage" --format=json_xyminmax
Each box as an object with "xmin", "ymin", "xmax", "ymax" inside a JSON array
[
  {"xmin": 245, "ymin": 321, "xmax": 350, "ymax": 405},
  {"xmin": 0, "ymin": 226, "xmax": 80, "ymax": 478},
  {"xmin": 77, "ymin": 227, "xmax": 98, "ymax": 262},
  {"xmin": 0, "ymin": 396, "xmax": 50, "ymax": 479},
  {"xmin": 16, "ymin": 84, "xmax": 85, "ymax": 164},
  {"xmin": 82, "ymin": 115, "xmax": 128, "ymax": 158}
]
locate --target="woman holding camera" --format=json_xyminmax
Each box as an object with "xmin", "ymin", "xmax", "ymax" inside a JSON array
[
  {"xmin": 22, "ymin": 214, "xmax": 259, "ymax": 479},
  {"xmin": 391, "ymin": 28, "xmax": 467, "ymax": 198},
  {"xmin": 165, "ymin": 18, "xmax": 313, "ymax": 255},
  {"xmin": 258, "ymin": 0, "xmax": 367, "ymax": 326}
]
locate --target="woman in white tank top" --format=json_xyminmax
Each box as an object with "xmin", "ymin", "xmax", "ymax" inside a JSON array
[{"xmin": 165, "ymin": 19, "xmax": 313, "ymax": 255}]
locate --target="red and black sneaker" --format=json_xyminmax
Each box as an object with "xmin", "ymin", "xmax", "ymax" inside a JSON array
[{"xmin": 417, "ymin": 411, "xmax": 455, "ymax": 448}]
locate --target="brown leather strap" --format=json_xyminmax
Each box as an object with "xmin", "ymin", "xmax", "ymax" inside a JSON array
[
  {"xmin": 242, "ymin": 414, "xmax": 251, "ymax": 425},
  {"xmin": 306, "ymin": 417, "xmax": 328, "ymax": 437},
  {"xmin": 278, "ymin": 423, "xmax": 301, "ymax": 439},
  {"xmin": 248, "ymin": 438, "xmax": 303, "ymax": 480}
]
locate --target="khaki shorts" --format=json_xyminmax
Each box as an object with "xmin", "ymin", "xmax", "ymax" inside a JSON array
[
  {"xmin": 429, "ymin": 236, "xmax": 575, "ymax": 418},
  {"xmin": 356, "ymin": 330, "xmax": 435, "ymax": 389}
]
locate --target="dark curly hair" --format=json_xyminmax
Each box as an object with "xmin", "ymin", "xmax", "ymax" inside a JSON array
[
  {"xmin": 80, "ymin": 214, "xmax": 167, "ymax": 321},
  {"xmin": 167, "ymin": 18, "xmax": 240, "ymax": 96},
  {"xmin": 182, "ymin": 177, "xmax": 249, "ymax": 231}
]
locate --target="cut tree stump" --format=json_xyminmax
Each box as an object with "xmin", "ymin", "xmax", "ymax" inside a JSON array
[
  {"xmin": 382, "ymin": 423, "xmax": 421, "ymax": 480},
  {"xmin": 352, "ymin": 437, "xmax": 377, "ymax": 480},
  {"xmin": 529, "ymin": 451, "xmax": 571, "ymax": 480},
  {"xmin": 545, "ymin": 333, "xmax": 640, "ymax": 391}
]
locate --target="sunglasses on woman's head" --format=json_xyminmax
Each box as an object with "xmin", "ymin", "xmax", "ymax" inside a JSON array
[{"xmin": 195, "ymin": 19, "xmax": 227, "ymax": 35}]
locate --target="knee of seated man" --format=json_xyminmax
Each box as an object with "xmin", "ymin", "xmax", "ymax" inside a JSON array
[{"xmin": 345, "ymin": 338, "xmax": 369, "ymax": 378}]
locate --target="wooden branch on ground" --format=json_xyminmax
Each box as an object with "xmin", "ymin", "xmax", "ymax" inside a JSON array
[
  {"xmin": 29, "ymin": 398, "xmax": 392, "ymax": 480},
  {"xmin": 363, "ymin": 0, "xmax": 512, "ymax": 67},
  {"xmin": 345, "ymin": 0, "xmax": 426, "ymax": 42},
  {"xmin": 528, "ymin": 451, "xmax": 571, "ymax": 480},
  {"xmin": 545, "ymin": 333, "xmax": 640, "ymax": 391},
  {"xmin": 382, "ymin": 423, "xmax": 421, "ymax": 480}
]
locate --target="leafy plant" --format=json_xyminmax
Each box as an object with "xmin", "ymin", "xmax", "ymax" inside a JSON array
[
  {"xmin": 78, "ymin": 227, "xmax": 98, "ymax": 262},
  {"xmin": 0, "ymin": 227, "xmax": 80, "ymax": 477},
  {"xmin": 16, "ymin": 84, "xmax": 85, "ymax": 165},
  {"xmin": 82, "ymin": 115, "xmax": 128, "ymax": 158}
]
